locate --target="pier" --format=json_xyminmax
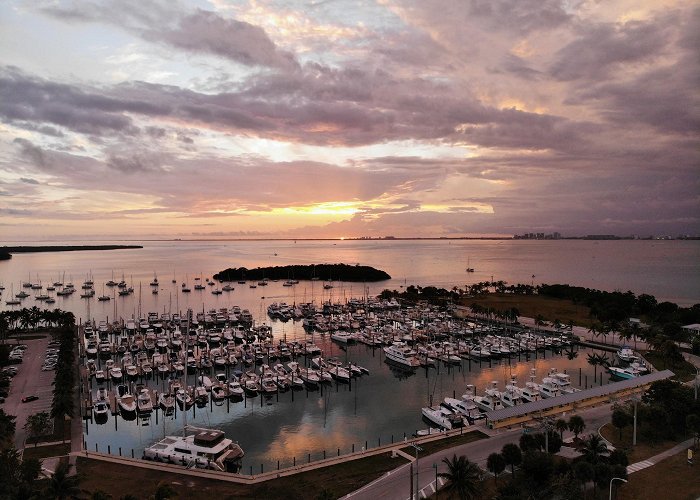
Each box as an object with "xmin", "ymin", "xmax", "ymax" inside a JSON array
[{"xmin": 484, "ymin": 369, "xmax": 674, "ymax": 429}]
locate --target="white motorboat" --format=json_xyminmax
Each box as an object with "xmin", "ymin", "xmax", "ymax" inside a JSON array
[
  {"xmin": 94, "ymin": 370, "xmax": 106, "ymax": 384},
  {"xmin": 443, "ymin": 397, "xmax": 477, "ymax": 417},
  {"xmin": 421, "ymin": 405, "xmax": 465, "ymax": 430},
  {"xmin": 330, "ymin": 331, "xmax": 355, "ymax": 344},
  {"xmin": 616, "ymin": 346, "xmax": 637, "ymax": 363},
  {"xmin": 95, "ymin": 387, "xmax": 109, "ymax": 405},
  {"xmin": 197, "ymin": 375, "xmax": 213, "ymax": 391},
  {"xmin": 383, "ymin": 343, "xmax": 420, "ymax": 368},
  {"xmin": 194, "ymin": 386, "xmax": 209, "ymax": 405},
  {"xmin": 538, "ymin": 377, "xmax": 561, "ymax": 399},
  {"xmin": 109, "ymin": 367, "xmax": 123, "ymax": 383},
  {"xmin": 176, "ymin": 388, "xmax": 193, "ymax": 410},
  {"xmin": 93, "ymin": 401, "xmax": 109, "ymax": 420},
  {"xmin": 227, "ymin": 380, "xmax": 244, "ymax": 398},
  {"xmin": 137, "ymin": 389, "xmax": 153, "ymax": 413},
  {"xmin": 608, "ymin": 365, "xmax": 642, "ymax": 379},
  {"xmin": 211, "ymin": 385, "xmax": 227, "ymax": 401},
  {"xmin": 158, "ymin": 392, "xmax": 176, "ymax": 413},
  {"xmin": 117, "ymin": 391, "xmax": 137, "ymax": 416},
  {"xmin": 143, "ymin": 427, "xmax": 244, "ymax": 472},
  {"xmin": 548, "ymin": 369, "xmax": 580, "ymax": 395},
  {"xmin": 474, "ymin": 382, "xmax": 504, "ymax": 412},
  {"xmin": 500, "ymin": 379, "xmax": 523, "ymax": 407}
]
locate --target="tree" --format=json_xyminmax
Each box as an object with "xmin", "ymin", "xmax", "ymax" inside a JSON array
[
  {"xmin": 582, "ymin": 434, "xmax": 609, "ymax": 464},
  {"xmin": 45, "ymin": 461, "xmax": 80, "ymax": 500},
  {"xmin": 611, "ymin": 409, "xmax": 632, "ymax": 440},
  {"xmin": 519, "ymin": 433, "xmax": 539, "ymax": 453},
  {"xmin": 438, "ymin": 454, "xmax": 482, "ymax": 500},
  {"xmin": 0, "ymin": 409, "xmax": 16, "ymax": 447},
  {"xmin": 520, "ymin": 451, "xmax": 554, "ymax": 495},
  {"xmin": 573, "ymin": 461, "xmax": 594, "ymax": 498},
  {"xmin": 151, "ymin": 482, "xmax": 177, "ymax": 500},
  {"xmin": 586, "ymin": 353, "xmax": 609, "ymax": 381},
  {"xmin": 486, "ymin": 452, "xmax": 505, "ymax": 484},
  {"xmin": 555, "ymin": 418, "xmax": 569, "ymax": 440},
  {"xmin": 686, "ymin": 414, "xmax": 700, "ymax": 447},
  {"xmin": 24, "ymin": 411, "xmax": 51, "ymax": 446},
  {"xmin": 568, "ymin": 415, "xmax": 586, "ymax": 440},
  {"xmin": 500, "ymin": 443, "xmax": 522, "ymax": 477}
]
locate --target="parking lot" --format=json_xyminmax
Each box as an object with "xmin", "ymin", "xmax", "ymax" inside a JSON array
[{"xmin": 1, "ymin": 336, "xmax": 57, "ymax": 448}]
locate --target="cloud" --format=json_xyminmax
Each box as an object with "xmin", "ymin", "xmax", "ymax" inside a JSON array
[
  {"xmin": 549, "ymin": 16, "xmax": 676, "ymax": 81},
  {"xmin": 40, "ymin": 1, "xmax": 298, "ymax": 69},
  {"xmin": 154, "ymin": 9, "xmax": 299, "ymax": 70}
]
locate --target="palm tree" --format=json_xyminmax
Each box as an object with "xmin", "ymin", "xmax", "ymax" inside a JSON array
[
  {"xmin": 555, "ymin": 418, "xmax": 568, "ymax": 440},
  {"xmin": 486, "ymin": 453, "xmax": 505, "ymax": 484},
  {"xmin": 500, "ymin": 443, "xmax": 521, "ymax": 477},
  {"xmin": 582, "ymin": 434, "xmax": 608, "ymax": 464},
  {"xmin": 438, "ymin": 454, "xmax": 483, "ymax": 500},
  {"xmin": 568, "ymin": 415, "xmax": 586, "ymax": 440},
  {"xmin": 45, "ymin": 462, "xmax": 80, "ymax": 500},
  {"xmin": 586, "ymin": 353, "xmax": 609, "ymax": 381}
]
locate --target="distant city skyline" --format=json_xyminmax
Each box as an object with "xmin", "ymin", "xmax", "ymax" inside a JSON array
[{"xmin": 0, "ymin": 0, "xmax": 698, "ymax": 241}]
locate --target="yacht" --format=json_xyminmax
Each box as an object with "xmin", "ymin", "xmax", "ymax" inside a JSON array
[
  {"xmin": 548, "ymin": 369, "xmax": 579, "ymax": 395},
  {"xmin": 538, "ymin": 377, "xmax": 561, "ymax": 399},
  {"xmin": 94, "ymin": 370, "xmax": 106, "ymax": 384},
  {"xmin": 616, "ymin": 346, "xmax": 638, "ymax": 363},
  {"xmin": 421, "ymin": 405, "xmax": 465, "ymax": 430},
  {"xmin": 143, "ymin": 427, "xmax": 244, "ymax": 473},
  {"xmin": 500, "ymin": 379, "xmax": 523, "ymax": 407},
  {"xmin": 442, "ymin": 397, "xmax": 477, "ymax": 418},
  {"xmin": 474, "ymin": 382, "xmax": 504, "ymax": 412},
  {"xmin": 383, "ymin": 343, "xmax": 420, "ymax": 368}
]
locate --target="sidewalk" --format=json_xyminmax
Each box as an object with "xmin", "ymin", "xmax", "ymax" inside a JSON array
[{"xmin": 626, "ymin": 438, "xmax": 695, "ymax": 474}]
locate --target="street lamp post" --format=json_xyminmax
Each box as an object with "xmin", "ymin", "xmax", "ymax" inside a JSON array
[
  {"xmin": 609, "ymin": 477, "xmax": 627, "ymax": 500},
  {"xmin": 410, "ymin": 443, "xmax": 423, "ymax": 500},
  {"xmin": 631, "ymin": 393, "xmax": 641, "ymax": 446},
  {"xmin": 433, "ymin": 463, "xmax": 439, "ymax": 499}
]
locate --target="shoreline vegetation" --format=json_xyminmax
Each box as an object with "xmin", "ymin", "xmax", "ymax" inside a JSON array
[
  {"xmin": 0, "ymin": 245, "xmax": 142, "ymax": 260},
  {"xmin": 213, "ymin": 263, "xmax": 391, "ymax": 282}
]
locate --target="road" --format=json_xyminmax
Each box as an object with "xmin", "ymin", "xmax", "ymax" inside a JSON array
[
  {"xmin": 344, "ymin": 403, "xmax": 615, "ymax": 500},
  {"xmin": 1, "ymin": 336, "xmax": 56, "ymax": 449}
]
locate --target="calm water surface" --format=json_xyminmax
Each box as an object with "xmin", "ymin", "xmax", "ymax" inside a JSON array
[{"xmin": 1, "ymin": 239, "xmax": 698, "ymax": 471}]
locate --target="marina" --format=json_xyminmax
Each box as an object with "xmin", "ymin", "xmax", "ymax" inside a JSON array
[
  {"xmin": 74, "ymin": 296, "xmax": 620, "ymax": 473},
  {"xmin": 1, "ymin": 239, "xmax": 698, "ymax": 474}
]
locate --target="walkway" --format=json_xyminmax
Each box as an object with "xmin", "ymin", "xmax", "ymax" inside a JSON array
[{"xmin": 626, "ymin": 438, "xmax": 695, "ymax": 474}]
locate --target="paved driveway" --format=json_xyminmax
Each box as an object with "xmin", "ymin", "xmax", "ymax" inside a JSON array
[{"xmin": 1, "ymin": 336, "xmax": 56, "ymax": 449}]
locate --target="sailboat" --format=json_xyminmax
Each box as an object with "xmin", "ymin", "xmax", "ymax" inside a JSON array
[
  {"xmin": 5, "ymin": 284, "xmax": 21, "ymax": 306},
  {"xmin": 466, "ymin": 257, "xmax": 475, "ymax": 273}
]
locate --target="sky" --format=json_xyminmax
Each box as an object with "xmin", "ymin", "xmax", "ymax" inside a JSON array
[{"xmin": 0, "ymin": 0, "xmax": 698, "ymax": 241}]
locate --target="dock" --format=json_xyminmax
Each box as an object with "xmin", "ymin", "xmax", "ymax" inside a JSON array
[{"xmin": 484, "ymin": 369, "xmax": 674, "ymax": 429}]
